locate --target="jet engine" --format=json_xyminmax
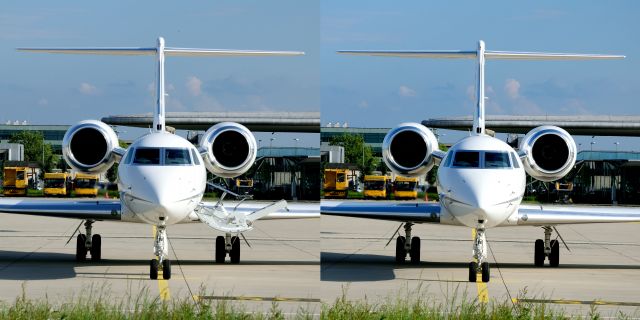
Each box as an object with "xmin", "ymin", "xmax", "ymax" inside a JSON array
[
  {"xmin": 199, "ymin": 122, "xmax": 257, "ymax": 178},
  {"xmin": 62, "ymin": 120, "xmax": 120, "ymax": 173},
  {"xmin": 519, "ymin": 125, "xmax": 577, "ymax": 182},
  {"xmin": 382, "ymin": 122, "xmax": 440, "ymax": 177}
]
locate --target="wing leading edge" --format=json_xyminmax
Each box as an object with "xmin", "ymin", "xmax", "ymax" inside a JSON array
[
  {"xmin": 515, "ymin": 204, "xmax": 640, "ymax": 226},
  {"xmin": 321, "ymin": 200, "xmax": 440, "ymax": 223},
  {"xmin": 0, "ymin": 198, "xmax": 121, "ymax": 220}
]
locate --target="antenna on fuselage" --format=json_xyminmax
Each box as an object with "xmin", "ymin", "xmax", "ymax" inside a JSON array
[
  {"xmin": 338, "ymin": 40, "xmax": 624, "ymax": 136},
  {"xmin": 18, "ymin": 37, "xmax": 304, "ymax": 133}
]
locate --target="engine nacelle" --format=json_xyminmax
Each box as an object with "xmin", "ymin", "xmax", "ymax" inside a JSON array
[
  {"xmin": 199, "ymin": 122, "xmax": 257, "ymax": 178},
  {"xmin": 62, "ymin": 120, "xmax": 120, "ymax": 173},
  {"xmin": 519, "ymin": 125, "xmax": 577, "ymax": 182},
  {"xmin": 382, "ymin": 122, "xmax": 439, "ymax": 177}
]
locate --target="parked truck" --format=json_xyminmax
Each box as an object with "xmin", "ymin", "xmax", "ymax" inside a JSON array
[
  {"xmin": 44, "ymin": 172, "xmax": 70, "ymax": 197},
  {"xmin": 364, "ymin": 175, "xmax": 390, "ymax": 199},
  {"xmin": 74, "ymin": 173, "xmax": 99, "ymax": 197},
  {"xmin": 323, "ymin": 168, "xmax": 349, "ymax": 199},
  {"xmin": 3, "ymin": 166, "xmax": 29, "ymax": 196},
  {"xmin": 393, "ymin": 176, "xmax": 418, "ymax": 200}
]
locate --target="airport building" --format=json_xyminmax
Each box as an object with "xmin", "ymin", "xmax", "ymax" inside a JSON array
[
  {"xmin": 0, "ymin": 124, "xmax": 69, "ymax": 154},
  {"xmin": 320, "ymin": 127, "xmax": 389, "ymax": 156}
]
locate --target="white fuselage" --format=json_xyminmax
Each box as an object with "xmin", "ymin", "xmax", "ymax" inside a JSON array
[
  {"xmin": 436, "ymin": 135, "xmax": 526, "ymax": 228},
  {"xmin": 117, "ymin": 132, "xmax": 207, "ymax": 225}
]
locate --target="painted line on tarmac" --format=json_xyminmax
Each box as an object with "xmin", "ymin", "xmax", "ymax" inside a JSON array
[
  {"xmin": 194, "ymin": 295, "xmax": 320, "ymax": 303},
  {"xmin": 512, "ymin": 298, "xmax": 640, "ymax": 307},
  {"xmin": 472, "ymin": 229, "xmax": 489, "ymax": 303},
  {"xmin": 152, "ymin": 226, "xmax": 170, "ymax": 301}
]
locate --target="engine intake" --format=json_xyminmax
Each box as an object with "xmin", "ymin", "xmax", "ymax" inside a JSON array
[
  {"xmin": 519, "ymin": 125, "xmax": 576, "ymax": 182},
  {"xmin": 62, "ymin": 120, "xmax": 120, "ymax": 173},
  {"xmin": 199, "ymin": 122, "xmax": 257, "ymax": 178},
  {"xmin": 382, "ymin": 123, "xmax": 439, "ymax": 177}
]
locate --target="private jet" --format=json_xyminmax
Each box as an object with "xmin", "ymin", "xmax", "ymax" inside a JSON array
[
  {"xmin": 0, "ymin": 37, "xmax": 319, "ymax": 280},
  {"xmin": 321, "ymin": 40, "xmax": 640, "ymax": 283}
]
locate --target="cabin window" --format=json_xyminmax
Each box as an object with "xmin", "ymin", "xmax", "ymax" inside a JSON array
[
  {"xmin": 133, "ymin": 148, "xmax": 160, "ymax": 165},
  {"xmin": 191, "ymin": 149, "xmax": 201, "ymax": 165},
  {"xmin": 122, "ymin": 148, "xmax": 134, "ymax": 164},
  {"xmin": 510, "ymin": 152, "xmax": 521, "ymax": 168},
  {"xmin": 485, "ymin": 152, "xmax": 511, "ymax": 168},
  {"xmin": 164, "ymin": 148, "xmax": 191, "ymax": 165},
  {"xmin": 452, "ymin": 151, "xmax": 480, "ymax": 168}
]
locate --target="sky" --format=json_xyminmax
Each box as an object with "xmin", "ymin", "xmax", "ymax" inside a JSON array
[
  {"xmin": 321, "ymin": 1, "xmax": 640, "ymax": 151},
  {"xmin": 0, "ymin": 1, "xmax": 319, "ymax": 147}
]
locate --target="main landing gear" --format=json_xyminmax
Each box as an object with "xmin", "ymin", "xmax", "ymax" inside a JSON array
[
  {"xmin": 149, "ymin": 222, "xmax": 171, "ymax": 280},
  {"xmin": 534, "ymin": 226, "xmax": 560, "ymax": 267},
  {"xmin": 394, "ymin": 223, "xmax": 421, "ymax": 264},
  {"xmin": 469, "ymin": 227, "xmax": 490, "ymax": 283},
  {"xmin": 76, "ymin": 220, "xmax": 101, "ymax": 262},
  {"xmin": 215, "ymin": 233, "xmax": 241, "ymax": 264}
]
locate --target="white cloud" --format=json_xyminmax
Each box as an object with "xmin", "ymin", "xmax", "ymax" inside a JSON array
[
  {"xmin": 78, "ymin": 82, "xmax": 98, "ymax": 95},
  {"xmin": 37, "ymin": 98, "xmax": 48, "ymax": 106},
  {"xmin": 186, "ymin": 76, "xmax": 202, "ymax": 96},
  {"xmin": 358, "ymin": 100, "xmax": 369, "ymax": 109},
  {"xmin": 505, "ymin": 78, "xmax": 520, "ymax": 99},
  {"xmin": 398, "ymin": 85, "xmax": 416, "ymax": 97}
]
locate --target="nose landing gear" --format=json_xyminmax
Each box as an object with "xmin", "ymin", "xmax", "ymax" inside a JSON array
[
  {"xmin": 469, "ymin": 227, "xmax": 490, "ymax": 283},
  {"xmin": 150, "ymin": 224, "xmax": 171, "ymax": 280}
]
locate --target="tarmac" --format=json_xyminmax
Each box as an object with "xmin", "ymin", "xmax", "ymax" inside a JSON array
[
  {"xmin": 321, "ymin": 211, "xmax": 640, "ymax": 317},
  {"xmin": 0, "ymin": 208, "xmax": 320, "ymax": 315}
]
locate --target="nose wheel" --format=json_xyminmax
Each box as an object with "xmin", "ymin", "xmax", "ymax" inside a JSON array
[
  {"xmin": 394, "ymin": 223, "xmax": 421, "ymax": 264},
  {"xmin": 214, "ymin": 233, "xmax": 241, "ymax": 264},
  {"xmin": 469, "ymin": 227, "xmax": 490, "ymax": 282},
  {"xmin": 150, "ymin": 224, "xmax": 171, "ymax": 280},
  {"xmin": 75, "ymin": 220, "xmax": 101, "ymax": 262},
  {"xmin": 534, "ymin": 226, "xmax": 560, "ymax": 267}
]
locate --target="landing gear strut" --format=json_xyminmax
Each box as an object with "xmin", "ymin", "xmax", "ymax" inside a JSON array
[
  {"xmin": 469, "ymin": 227, "xmax": 490, "ymax": 283},
  {"xmin": 394, "ymin": 223, "xmax": 421, "ymax": 264},
  {"xmin": 150, "ymin": 223, "xmax": 171, "ymax": 280},
  {"xmin": 76, "ymin": 220, "xmax": 101, "ymax": 262},
  {"xmin": 214, "ymin": 233, "xmax": 241, "ymax": 264},
  {"xmin": 534, "ymin": 226, "xmax": 559, "ymax": 267}
]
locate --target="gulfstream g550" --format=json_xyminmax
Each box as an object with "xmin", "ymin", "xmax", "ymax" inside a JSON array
[
  {"xmin": 0, "ymin": 37, "xmax": 318, "ymax": 280},
  {"xmin": 321, "ymin": 40, "xmax": 640, "ymax": 283}
]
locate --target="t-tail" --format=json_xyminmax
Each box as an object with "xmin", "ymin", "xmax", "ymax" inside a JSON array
[
  {"xmin": 18, "ymin": 37, "xmax": 304, "ymax": 133},
  {"xmin": 338, "ymin": 40, "xmax": 624, "ymax": 136}
]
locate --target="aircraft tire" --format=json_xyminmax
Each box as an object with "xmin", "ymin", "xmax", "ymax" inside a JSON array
[
  {"xmin": 150, "ymin": 259, "xmax": 159, "ymax": 280},
  {"xmin": 162, "ymin": 259, "xmax": 171, "ymax": 280},
  {"xmin": 468, "ymin": 261, "xmax": 477, "ymax": 282},
  {"xmin": 534, "ymin": 239, "xmax": 544, "ymax": 267},
  {"xmin": 90, "ymin": 234, "xmax": 101, "ymax": 261},
  {"xmin": 395, "ymin": 236, "xmax": 406, "ymax": 263},
  {"xmin": 481, "ymin": 262, "xmax": 490, "ymax": 282},
  {"xmin": 549, "ymin": 240, "xmax": 560, "ymax": 267},
  {"xmin": 410, "ymin": 237, "xmax": 421, "ymax": 264},
  {"xmin": 215, "ymin": 236, "xmax": 226, "ymax": 263},
  {"xmin": 76, "ymin": 234, "xmax": 87, "ymax": 262},
  {"xmin": 230, "ymin": 236, "xmax": 240, "ymax": 264}
]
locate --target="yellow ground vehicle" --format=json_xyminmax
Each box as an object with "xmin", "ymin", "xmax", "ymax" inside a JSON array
[
  {"xmin": 364, "ymin": 175, "xmax": 390, "ymax": 199},
  {"xmin": 3, "ymin": 167, "xmax": 29, "ymax": 196},
  {"xmin": 44, "ymin": 172, "xmax": 70, "ymax": 196},
  {"xmin": 74, "ymin": 173, "xmax": 99, "ymax": 197},
  {"xmin": 393, "ymin": 176, "xmax": 418, "ymax": 200},
  {"xmin": 235, "ymin": 178, "xmax": 254, "ymax": 195},
  {"xmin": 323, "ymin": 168, "xmax": 348, "ymax": 198}
]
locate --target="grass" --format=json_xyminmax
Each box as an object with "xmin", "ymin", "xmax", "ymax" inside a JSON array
[{"xmin": 0, "ymin": 284, "xmax": 636, "ymax": 319}]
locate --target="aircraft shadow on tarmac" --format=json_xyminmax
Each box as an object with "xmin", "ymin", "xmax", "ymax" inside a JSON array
[
  {"xmin": 320, "ymin": 251, "xmax": 640, "ymax": 282},
  {"xmin": 0, "ymin": 250, "xmax": 317, "ymax": 280}
]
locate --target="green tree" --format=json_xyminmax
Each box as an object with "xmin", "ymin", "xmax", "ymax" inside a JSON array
[
  {"xmin": 9, "ymin": 131, "xmax": 56, "ymax": 174},
  {"xmin": 329, "ymin": 134, "xmax": 377, "ymax": 180}
]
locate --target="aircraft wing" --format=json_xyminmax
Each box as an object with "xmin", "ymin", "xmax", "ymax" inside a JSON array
[
  {"xmin": 0, "ymin": 198, "xmax": 121, "ymax": 220},
  {"xmin": 212, "ymin": 201, "xmax": 320, "ymax": 220},
  {"xmin": 514, "ymin": 204, "xmax": 640, "ymax": 226},
  {"xmin": 321, "ymin": 200, "xmax": 440, "ymax": 223}
]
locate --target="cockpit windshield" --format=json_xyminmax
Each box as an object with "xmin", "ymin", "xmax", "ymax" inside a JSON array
[
  {"xmin": 165, "ymin": 148, "xmax": 191, "ymax": 165},
  {"xmin": 453, "ymin": 151, "xmax": 480, "ymax": 168},
  {"xmin": 133, "ymin": 148, "xmax": 160, "ymax": 165},
  {"xmin": 485, "ymin": 152, "xmax": 510, "ymax": 168}
]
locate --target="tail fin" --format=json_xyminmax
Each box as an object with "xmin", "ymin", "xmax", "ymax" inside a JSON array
[
  {"xmin": 18, "ymin": 37, "xmax": 304, "ymax": 132},
  {"xmin": 339, "ymin": 41, "xmax": 624, "ymax": 135}
]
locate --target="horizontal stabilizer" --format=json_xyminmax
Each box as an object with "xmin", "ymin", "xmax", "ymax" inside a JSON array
[
  {"xmin": 18, "ymin": 47, "xmax": 304, "ymax": 57},
  {"xmin": 338, "ymin": 50, "xmax": 624, "ymax": 60}
]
